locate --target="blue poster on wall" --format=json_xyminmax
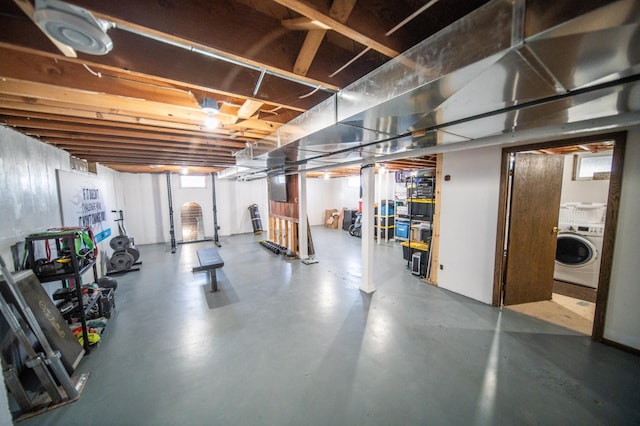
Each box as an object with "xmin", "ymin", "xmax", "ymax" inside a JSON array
[{"xmin": 56, "ymin": 169, "xmax": 111, "ymax": 242}]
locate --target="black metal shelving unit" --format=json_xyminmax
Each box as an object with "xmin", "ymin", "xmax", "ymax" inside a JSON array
[
  {"xmin": 402, "ymin": 175, "xmax": 435, "ymax": 277},
  {"xmin": 25, "ymin": 228, "xmax": 101, "ymax": 353}
]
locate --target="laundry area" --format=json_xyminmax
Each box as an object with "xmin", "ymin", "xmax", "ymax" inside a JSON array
[
  {"xmin": 505, "ymin": 142, "xmax": 614, "ymax": 335},
  {"xmin": 1, "ymin": 0, "xmax": 640, "ymax": 424}
]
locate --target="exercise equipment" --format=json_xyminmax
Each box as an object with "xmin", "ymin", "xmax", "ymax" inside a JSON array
[
  {"xmin": 248, "ymin": 204, "xmax": 263, "ymax": 234},
  {"xmin": 348, "ymin": 212, "xmax": 362, "ymax": 238},
  {"xmin": 106, "ymin": 210, "xmax": 140, "ymax": 274},
  {"xmin": 166, "ymin": 171, "xmax": 177, "ymax": 253},
  {"xmin": 259, "ymin": 240, "xmax": 288, "ymax": 254},
  {"xmin": 211, "ymin": 172, "xmax": 221, "ymax": 247},
  {"xmin": 0, "ymin": 254, "xmax": 88, "ymax": 415}
]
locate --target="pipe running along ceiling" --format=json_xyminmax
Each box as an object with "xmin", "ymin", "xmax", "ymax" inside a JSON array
[{"xmin": 220, "ymin": 0, "xmax": 640, "ymax": 179}]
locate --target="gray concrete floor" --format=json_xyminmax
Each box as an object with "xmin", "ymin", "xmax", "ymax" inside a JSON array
[{"xmin": 19, "ymin": 226, "xmax": 640, "ymax": 425}]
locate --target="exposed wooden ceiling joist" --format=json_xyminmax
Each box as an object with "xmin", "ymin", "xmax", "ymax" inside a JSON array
[
  {"xmin": 0, "ymin": 0, "xmax": 492, "ymax": 173},
  {"xmin": 272, "ymin": 0, "xmax": 400, "ymax": 58},
  {"xmin": 291, "ymin": 0, "xmax": 357, "ymax": 76}
]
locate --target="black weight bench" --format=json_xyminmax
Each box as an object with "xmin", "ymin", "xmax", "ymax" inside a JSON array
[{"xmin": 192, "ymin": 247, "xmax": 224, "ymax": 292}]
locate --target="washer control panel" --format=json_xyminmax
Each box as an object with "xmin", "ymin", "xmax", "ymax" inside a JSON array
[{"xmin": 558, "ymin": 222, "xmax": 604, "ymax": 236}]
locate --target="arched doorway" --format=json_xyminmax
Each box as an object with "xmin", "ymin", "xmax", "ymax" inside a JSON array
[{"xmin": 181, "ymin": 202, "xmax": 204, "ymax": 242}]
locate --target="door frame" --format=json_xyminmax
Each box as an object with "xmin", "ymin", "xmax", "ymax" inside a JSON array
[{"xmin": 492, "ymin": 132, "xmax": 627, "ymax": 341}]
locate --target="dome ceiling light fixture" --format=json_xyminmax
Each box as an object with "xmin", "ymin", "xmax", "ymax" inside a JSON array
[{"xmin": 33, "ymin": 0, "xmax": 114, "ymax": 55}]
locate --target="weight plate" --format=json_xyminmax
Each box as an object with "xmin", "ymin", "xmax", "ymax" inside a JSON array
[
  {"xmin": 110, "ymin": 235, "xmax": 130, "ymax": 251},
  {"xmin": 127, "ymin": 247, "xmax": 140, "ymax": 263},
  {"xmin": 109, "ymin": 251, "xmax": 134, "ymax": 271}
]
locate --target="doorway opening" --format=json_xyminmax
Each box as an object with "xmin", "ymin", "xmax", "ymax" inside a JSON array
[
  {"xmin": 181, "ymin": 202, "xmax": 204, "ymax": 242},
  {"xmin": 493, "ymin": 133, "xmax": 626, "ymax": 340}
]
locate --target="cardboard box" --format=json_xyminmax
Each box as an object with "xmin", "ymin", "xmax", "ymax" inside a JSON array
[{"xmin": 324, "ymin": 209, "xmax": 339, "ymax": 228}]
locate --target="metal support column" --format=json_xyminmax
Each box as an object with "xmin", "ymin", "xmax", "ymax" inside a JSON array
[
  {"xmin": 360, "ymin": 158, "xmax": 376, "ymax": 293},
  {"xmin": 210, "ymin": 172, "xmax": 221, "ymax": 247},
  {"xmin": 165, "ymin": 171, "xmax": 176, "ymax": 253}
]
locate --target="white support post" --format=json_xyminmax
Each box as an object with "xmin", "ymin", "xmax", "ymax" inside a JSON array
[
  {"xmin": 361, "ymin": 158, "xmax": 376, "ymax": 293},
  {"xmin": 298, "ymin": 170, "xmax": 310, "ymax": 262},
  {"xmin": 384, "ymin": 167, "xmax": 390, "ymax": 242},
  {"xmin": 377, "ymin": 165, "xmax": 382, "ymax": 244}
]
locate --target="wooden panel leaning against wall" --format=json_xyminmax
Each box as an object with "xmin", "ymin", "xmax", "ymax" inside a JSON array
[{"xmin": 268, "ymin": 176, "xmax": 300, "ymax": 255}]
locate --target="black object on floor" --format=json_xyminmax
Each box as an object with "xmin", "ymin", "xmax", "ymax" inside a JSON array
[{"xmin": 259, "ymin": 240, "xmax": 288, "ymax": 255}]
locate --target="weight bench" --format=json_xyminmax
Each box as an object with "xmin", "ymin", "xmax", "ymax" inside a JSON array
[{"xmin": 192, "ymin": 247, "xmax": 224, "ymax": 292}]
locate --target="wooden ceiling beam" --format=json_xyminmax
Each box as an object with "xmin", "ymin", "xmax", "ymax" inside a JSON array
[
  {"xmin": 237, "ymin": 100, "xmax": 265, "ymax": 119},
  {"xmin": 4, "ymin": 119, "xmax": 248, "ymax": 149},
  {"xmin": 0, "ymin": 78, "xmax": 283, "ymax": 133},
  {"xmin": 0, "ymin": 108, "xmax": 270, "ymax": 143},
  {"xmin": 78, "ymin": 154, "xmax": 235, "ymax": 165},
  {"xmin": 90, "ymin": 11, "xmax": 340, "ymax": 91},
  {"xmin": 0, "ymin": 98, "xmax": 272, "ymax": 142},
  {"xmin": 0, "ymin": 23, "xmax": 334, "ymax": 112},
  {"xmin": 294, "ymin": 30, "xmax": 327, "ymax": 76},
  {"xmin": 61, "ymin": 147, "xmax": 232, "ymax": 163},
  {"xmin": 0, "ymin": 43, "xmax": 309, "ymax": 115},
  {"xmin": 105, "ymin": 165, "xmax": 222, "ymax": 173},
  {"xmin": 43, "ymin": 0, "xmax": 377, "ymax": 90},
  {"xmin": 281, "ymin": 17, "xmax": 330, "ymax": 31},
  {"xmin": 29, "ymin": 132, "xmax": 239, "ymax": 152},
  {"xmin": 0, "ymin": 99, "xmax": 202, "ymax": 131},
  {"xmin": 0, "ymin": 48, "xmax": 199, "ymax": 107},
  {"xmin": 292, "ymin": 0, "xmax": 357, "ymax": 77},
  {"xmin": 0, "ymin": 77, "xmax": 207, "ymax": 123},
  {"xmin": 47, "ymin": 139, "xmax": 235, "ymax": 156},
  {"xmin": 272, "ymin": 0, "xmax": 399, "ymax": 58}
]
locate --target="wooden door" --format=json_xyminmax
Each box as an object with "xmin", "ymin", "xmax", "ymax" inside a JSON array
[{"xmin": 503, "ymin": 153, "xmax": 564, "ymax": 305}]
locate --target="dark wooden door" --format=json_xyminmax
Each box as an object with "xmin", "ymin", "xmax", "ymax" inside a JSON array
[{"xmin": 503, "ymin": 153, "xmax": 564, "ymax": 305}]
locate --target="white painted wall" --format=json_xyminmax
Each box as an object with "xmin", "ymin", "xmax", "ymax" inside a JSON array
[
  {"xmin": 302, "ymin": 172, "xmax": 393, "ymax": 226},
  {"xmin": 119, "ymin": 173, "xmax": 270, "ymax": 243},
  {"xmin": 306, "ymin": 178, "xmax": 330, "ymax": 225},
  {"xmin": 560, "ymin": 154, "xmax": 610, "ymax": 204},
  {"xmin": 119, "ymin": 173, "xmax": 169, "ymax": 245},
  {"xmin": 217, "ymin": 178, "xmax": 269, "ymax": 235},
  {"xmin": 0, "ymin": 127, "xmax": 123, "ymax": 275},
  {"xmin": 604, "ymin": 128, "xmax": 640, "ymax": 349},
  {"xmin": 305, "ymin": 177, "xmax": 360, "ymax": 226},
  {"xmin": 438, "ymin": 145, "xmax": 502, "ymax": 304},
  {"xmin": 0, "ymin": 127, "xmax": 69, "ymax": 265}
]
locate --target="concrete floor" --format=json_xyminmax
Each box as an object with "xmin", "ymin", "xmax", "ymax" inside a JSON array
[{"xmin": 18, "ymin": 226, "xmax": 640, "ymax": 425}]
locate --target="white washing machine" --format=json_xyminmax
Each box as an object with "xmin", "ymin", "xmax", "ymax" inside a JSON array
[{"xmin": 553, "ymin": 222, "xmax": 604, "ymax": 288}]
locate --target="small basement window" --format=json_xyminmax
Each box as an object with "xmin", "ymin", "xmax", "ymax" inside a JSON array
[
  {"xmin": 573, "ymin": 153, "xmax": 612, "ymax": 181},
  {"xmin": 180, "ymin": 175, "xmax": 206, "ymax": 188}
]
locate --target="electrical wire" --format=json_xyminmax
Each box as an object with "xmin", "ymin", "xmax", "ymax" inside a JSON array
[{"xmin": 82, "ymin": 63, "xmax": 102, "ymax": 78}]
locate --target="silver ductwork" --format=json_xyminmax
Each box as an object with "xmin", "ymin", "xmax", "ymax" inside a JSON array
[{"xmin": 224, "ymin": 0, "xmax": 640, "ymax": 179}]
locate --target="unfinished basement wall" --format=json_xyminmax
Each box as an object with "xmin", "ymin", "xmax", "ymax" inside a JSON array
[
  {"xmin": 0, "ymin": 126, "xmax": 69, "ymax": 265},
  {"xmin": 119, "ymin": 173, "xmax": 269, "ymax": 243},
  {"xmin": 311, "ymin": 176, "xmax": 360, "ymax": 226},
  {"xmin": 119, "ymin": 173, "xmax": 169, "ymax": 245},
  {"xmin": 216, "ymin": 178, "xmax": 268, "ymax": 236},
  {"xmin": 0, "ymin": 126, "xmax": 123, "ymax": 274},
  {"xmin": 604, "ymin": 127, "xmax": 640, "ymax": 350},
  {"xmin": 438, "ymin": 145, "xmax": 502, "ymax": 304}
]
